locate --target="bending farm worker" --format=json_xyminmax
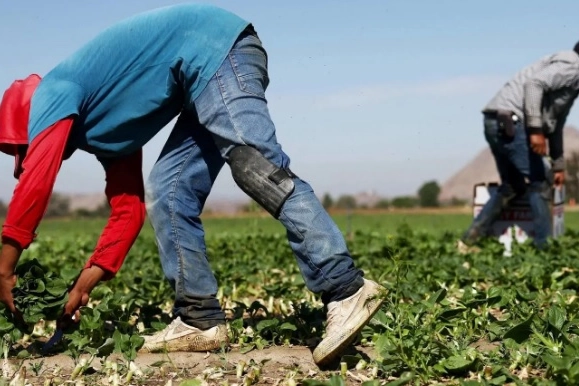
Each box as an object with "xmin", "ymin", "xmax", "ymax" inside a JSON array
[
  {"xmin": 0, "ymin": 3, "xmax": 385, "ymax": 366},
  {"xmin": 460, "ymin": 41, "xmax": 579, "ymax": 251}
]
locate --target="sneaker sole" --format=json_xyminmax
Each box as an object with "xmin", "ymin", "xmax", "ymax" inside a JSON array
[
  {"xmin": 312, "ymin": 291, "xmax": 384, "ymax": 366},
  {"xmin": 140, "ymin": 329, "xmax": 229, "ymax": 353}
]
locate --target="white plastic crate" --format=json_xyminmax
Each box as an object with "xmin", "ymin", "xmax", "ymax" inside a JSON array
[{"xmin": 472, "ymin": 183, "xmax": 565, "ymax": 254}]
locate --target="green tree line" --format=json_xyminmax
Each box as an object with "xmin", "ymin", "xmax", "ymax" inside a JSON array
[{"xmin": 0, "ymin": 193, "xmax": 110, "ymax": 219}]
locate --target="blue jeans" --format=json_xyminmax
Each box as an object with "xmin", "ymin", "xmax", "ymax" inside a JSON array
[
  {"xmin": 462, "ymin": 115, "xmax": 552, "ymax": 247},
  {"xmin": 145, "ymin": 28, "xmax": 364, "ymax": 329}
]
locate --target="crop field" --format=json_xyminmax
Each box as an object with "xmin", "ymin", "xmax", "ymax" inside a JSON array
[{"xmin": 2, "ymin": 211, "xmax": 579, "ymax": 385}]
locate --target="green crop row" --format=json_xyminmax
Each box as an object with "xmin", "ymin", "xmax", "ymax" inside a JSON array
[{"xmin": 1, "ymin": 220, "xmax": 579, "ymax": 384}]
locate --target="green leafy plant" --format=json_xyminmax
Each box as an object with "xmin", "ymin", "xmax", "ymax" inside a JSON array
[
  {"xmin": 12, "ymin": 259, "xmax": 69, "ymax": 327},
  {"xmin": 3, "ymin": 218, "xmax": 579, "ymax": 383}
]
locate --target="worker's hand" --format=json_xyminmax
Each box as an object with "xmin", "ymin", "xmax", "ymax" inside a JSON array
[
  {"xmin": 0, "ymin": 240, "xmax": 22, "ymax": 320},
  {"xmin": 529, "ymin": 133, "xmax": 547, "ymax": 155},
  {"xmin": 554, "ymin": 171, "xmax": 565, "ymax": 188},
  {"xmin": 0, "ymin": 271, "xmax": 17, "ymax": 315},
  {"xmin": 58, "ymin": 266, "xmax": 105, "ymax": 329}
]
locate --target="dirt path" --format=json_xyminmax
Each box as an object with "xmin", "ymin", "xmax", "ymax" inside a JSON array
[{"xmin": 9, "ymin": 345, "xmax": 378, "ymax": 385}]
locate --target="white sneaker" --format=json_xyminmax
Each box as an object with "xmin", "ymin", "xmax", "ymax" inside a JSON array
[
  {"xmin": 457, "ymin": 239, "xmax": 481, "ymax": 255},
  {"xmin": 313, "ymin": 279, "xmax": 385, "ymax": 366},
  {"xmin": 140, "ymin": 317, "xmax": 229, "ymax": 353}
]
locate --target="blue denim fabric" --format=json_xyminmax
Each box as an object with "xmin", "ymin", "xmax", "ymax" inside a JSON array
[
  {"xmin": 145, "ymin": 30, "xmax": 364, "ymax": 329},
  {"xmin": 463, "ymin": 116, "xmax": 552, "ymax": 248}
]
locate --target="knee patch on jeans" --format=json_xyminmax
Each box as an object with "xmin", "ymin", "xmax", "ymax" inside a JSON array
[
  {"xmin": 497, "ymin": 184, "xmax": 518, "ymax": 204},
  {"xmin": 228, "ymin": 146, "xmax": 296, "ymax": 218},
  {"xmin": 529, "ymin": 181, "xmax": 552, "ymax": 201}
]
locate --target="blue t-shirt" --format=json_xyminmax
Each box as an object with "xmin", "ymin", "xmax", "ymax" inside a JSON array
[{"xmin": 28, "ymin": 3, "xmax": 250, "ymax": 158}]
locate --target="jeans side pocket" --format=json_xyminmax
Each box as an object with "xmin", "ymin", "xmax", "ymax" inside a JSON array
[{"xmin": 228, "ymin": 45, "xmax": 270, "ymax": 98}]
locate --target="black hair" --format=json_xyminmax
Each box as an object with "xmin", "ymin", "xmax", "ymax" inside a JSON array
[{"xmin": 574, "ymin": 41, "xmax": 579, "ymax": 55}]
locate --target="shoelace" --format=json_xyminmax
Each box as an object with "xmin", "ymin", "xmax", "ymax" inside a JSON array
[{"xmin": 149, "ymin": 317, "xmax": 183, "ymax": 338}]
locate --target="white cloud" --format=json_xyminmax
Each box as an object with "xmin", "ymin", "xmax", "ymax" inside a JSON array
[{"xmin": 312, "ymin": 74, "xmax": 507, "ymax": 110}]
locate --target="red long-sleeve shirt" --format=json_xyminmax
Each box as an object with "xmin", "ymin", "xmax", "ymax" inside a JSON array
[{"xmin": 1, "ymin": 118, "xmax": 146, "ymax": 280}]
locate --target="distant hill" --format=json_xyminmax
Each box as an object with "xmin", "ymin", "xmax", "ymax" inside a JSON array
[
  {"xmin": 439, "ymin": 126, "xmax": 579, "ymax": 203},
  {"xmin": 68, "ymin": 193, "xmax": 106, "ymax": 211},
  {"xmin": 67, "ymin": 192, "xmax": 247, "ymax": 215}
]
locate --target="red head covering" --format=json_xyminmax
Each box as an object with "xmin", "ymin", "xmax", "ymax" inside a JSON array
[
  {"xmin": 0, "ymin": 74, "xmax": 42, "ymax": 178},
  {"xmin": 0, "ymin": 74, "xmax": 42, "ymax": 156}
]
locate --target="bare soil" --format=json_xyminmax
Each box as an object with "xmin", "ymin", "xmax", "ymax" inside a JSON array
[{"xmin": 9, "ymin": 345, "xmax": 379, "ymax": 385}]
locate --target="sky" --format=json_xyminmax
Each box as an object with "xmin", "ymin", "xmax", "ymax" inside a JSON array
[{"xmin": 1, "ymin": 0, "xmax": 579, "ymax": 203}]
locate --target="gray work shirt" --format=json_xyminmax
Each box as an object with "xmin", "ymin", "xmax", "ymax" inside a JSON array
[{"xmin": 483, "ymin": 50, "xmax": 579, "ymax": 171}]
